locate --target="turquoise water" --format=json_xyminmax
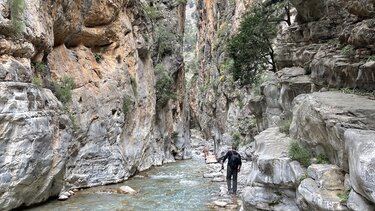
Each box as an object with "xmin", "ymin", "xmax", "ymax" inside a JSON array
[{"xmin": 24, "ymin": 158, "xmax": 219, "ymax": 211}]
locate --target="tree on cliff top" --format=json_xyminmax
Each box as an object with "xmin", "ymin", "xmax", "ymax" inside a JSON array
[{"xmin": 227, "ymin": 0, "xmax": 285, "ymax": 86}]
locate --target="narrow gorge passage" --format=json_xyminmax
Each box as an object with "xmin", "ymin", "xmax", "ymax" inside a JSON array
[{"xmin": 1, "ymin": 0, "xmax": 375, "ymax": 210}]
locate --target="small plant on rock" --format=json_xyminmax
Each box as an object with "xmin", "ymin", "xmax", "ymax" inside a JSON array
[
  {"xmin": 9, "ymin": 0, "xmax": 26, "ymax": 36},
  {"xmin": 122, "ymin": 95, "xmax": 134, "ymax": 116},
  {"xmin": 32, "ymin": 77, "xmax": 43, "ymax": 88},
  {"xmin": 94, "ymin": 53, "xmax": 103, "ymax": 63},
  {"xmin": 155, "ymin": 64, "xmax": 176, "ymax": 108},
  {"xmin": 337, "ymin": 190, "xmax": 350, "ymax": 204},
  {"xmin": 52, "ymin": 76, "xmax": 76, "ymax": 105},
  {"xmin": 316, "ymin": 153, "xmax": 330, "ymax": 164},
  {"xmin": 279, "ymin": 118, "xmax": 291, "ymax": 134},
  {"xmin": 340, "ymin": 45, "xmax": 355, "ymax": 57},
  {"xmin": 288, "ymin": 141, "xmax": 312, "ymax": 167}
]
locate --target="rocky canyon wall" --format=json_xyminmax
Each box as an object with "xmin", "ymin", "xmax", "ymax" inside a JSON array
[
  {"xmin": 193, "ymin": 0, "xmax": 375, "ymax": 210},
  {"xmin": 0, "ymin": 0, "xmax": 188, "ymax": 210},
  {"xmin": 191, "ymin": 0, "xmax": 255, "ymax": 155}
]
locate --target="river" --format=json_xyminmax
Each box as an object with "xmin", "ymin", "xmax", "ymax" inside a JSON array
[{"xmin": 24, "ymin": 157, "xmax": 222, "ymax": 211}]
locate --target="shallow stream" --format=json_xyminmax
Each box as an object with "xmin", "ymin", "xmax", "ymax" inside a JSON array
[{"xmin": 25, "ymin": 157, "xmax": 220, "ymax": 211}]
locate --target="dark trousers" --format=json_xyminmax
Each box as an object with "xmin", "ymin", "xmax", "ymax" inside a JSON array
[{"xmin": 226, "ymin": 165, "xmax": 238, "ymax": 194}]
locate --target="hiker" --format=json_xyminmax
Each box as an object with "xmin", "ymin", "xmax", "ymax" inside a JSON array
[
  {"xmin": 221, "ymin": 145, "xmax": 242, "ymax": 195},
  {"xmin": 203, "ymin": 144, "xmax": 209, "ymax": 161}
]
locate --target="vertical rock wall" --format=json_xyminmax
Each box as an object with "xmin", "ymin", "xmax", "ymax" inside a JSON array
[
  {"xmin": 0, "ymin": 0, "xmax": 188, "ymax": 210},
  {"xmin": 192, "ymin": 0, "xmax": 255, "ymax": 155}
]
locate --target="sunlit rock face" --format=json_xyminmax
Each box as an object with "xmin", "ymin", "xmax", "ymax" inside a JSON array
[{"xmin": 0, "ymin": 0, "xmax": 188, "ymax": 209}]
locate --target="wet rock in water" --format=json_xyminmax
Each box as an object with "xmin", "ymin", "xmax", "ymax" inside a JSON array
[
  {"xmin": 58, "ymin": 192, "xmax": 70, "ymax": 201},
  {"xmin": 203, "ymin": 172, "xmax": 222, "ymax": 178},
  {"xmin": 212, "ymin": 177, "xmax": 225, "ymax": 182},
  {"xmin": 118, "ymin": 186, "xmax": 137, "ymax": 195},
  {"xmin": 213, "ymin": 200, "xmax": 228, "ymax": 207}
]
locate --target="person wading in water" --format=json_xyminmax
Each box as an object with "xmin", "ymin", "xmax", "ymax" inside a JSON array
[{"xmin": 221, "ymin": 145, "xmax": 242, "ymax": 195}]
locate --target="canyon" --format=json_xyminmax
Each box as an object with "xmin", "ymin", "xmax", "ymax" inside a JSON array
[{"xmin": 0, "ymin": 0, "xmax": 375, "ymax": 210}]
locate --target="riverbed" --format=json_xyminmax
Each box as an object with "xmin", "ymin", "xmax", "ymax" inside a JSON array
[{"xmin": 24, "ymin": 157, "xmax": 221, "ymax": 211}]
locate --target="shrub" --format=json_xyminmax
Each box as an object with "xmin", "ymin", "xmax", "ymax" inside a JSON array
[
  {"xmin": 367, "ymin": 55, "xmax": 375, "ymax": 62},
  {"xmin": 341, "ymin": 88, "xmax": 375, "ymax": 97},
  {"xmin": 122, "ymin": 96, "xmax": 133, "ymax": 115},
  {"xmin": 130, "ymin": 76, "xmax": 137, "ymax": 96},
  {"xmin": 340, "ymin": 45, "xmax": 355, "ymax": 57},
  {"xmin": 155, "ymin": 64, "xmax": 176, "ymax": 108},
  {"xmin": 9, "ymin": 0, "xmax": 25, "ymax": 36},
  {"xmin": 288, "ymin": 142, "xmax": 312, "ymax": 167},
  {"xmin": 143, "ymin": 4, "xmax": 163, "ymax": 20},
  {"xmin": 94, "ymin": 53, "xmax": 103, "ymax": 63},
  {"xmin": 52, "ymin": 76, "xmax": 76, "ymax": 104},
  {"xmin": 33, "ymin": 62, "xmax": 45, "ymax": 74},
  {"xmin": 157, "ymin": 28, "xmax": 175, "ymax": 58},
  {"xmin": 316, "ymin": 153, "xmax": 330, "ymax": 164},
  {"xmin": 231, "ymin": 131, "xmax": 241, "ymax": 145},
  {"xmin": 279, "ymin": 118, "xmax": 291, "ymax": 134},
  {"xmin": 176, "ymin": 0, "xmax": 187, "ymax": 5},
  {"xmin": 227, "ymin": 0, "xmax": 281, "ymax": 86},
  {"xmin": 337, "ymin": 190, "xmax": 350, "ymax": 204},
  {"xmin": 32, "ymin": 77, "xmax": 43, "ymax": 88}
]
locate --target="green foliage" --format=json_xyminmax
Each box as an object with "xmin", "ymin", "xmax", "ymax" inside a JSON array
[
  {"xmin": 33, "ymin": 62, "xmax": 45, "ymax": 74},
  {"xmin": 227, "ymin": 0, "xmax": 280, "ymax": 86},
  {"xmin": 337, "ymin": 190, "xmax": 350, "ymax": 204},
  {"xmin": 67, "ymin": 109, "xmax": 79, "ymax": 132},
  {"xmin": 32, "ymin": 77, "xmax": 43, "ymax": 88},
  {"xmin": 176, "ymin": 0, "xmax": 187, "ymax": 5},
  {"xmin": 94, "ymin": 53, "xmax": 103, "ymax": 63},
  {"xmin": 341, "ymin": 88, "xmax": 375, "ymax": 97},
  {"xmin": 157, "ymin": 27, "xmax": 175, "ymax": 58},
  {"xmin": 9, "ymin": 0, "xmax": 26, "ymax": 36},
  {"xmin": 316, "ymin": 153, "xmax": 330, "ymax": 164},
  {"xmin": 130, "ymin": 76, "xmax": 137, "ymax": 96},
  {"xmin": 279, "ymin": 118, "xmax": 291, "ymax": 134},
  {"xmin": 367, "ymin": 55, "xmax": 375, "ymax": 62},
  {"xmin": 122, "ymin": 96, "xmax": 133, "ymax": 115},
  {"xmin": 155, "ymin": 64, "xmax": 176, "ymax": 108},
  {"xmin": 143, "ymin": 4, "xmax": 163, "ymax": 20},
  {"xmin": 52, "ymin": 76, "xmax": 76, "ymax": 104},
  {"xmin": 288, "ymin": 142, "xmax": 312, "ymax": 167},
  {"xmin": 297, "ymin": 174, "xmax": 307, "ymax": 183},
  {"xmin": 231, "ymin": 131, "xmax": 241, "ymax": 147},
  {"xmin": 340, "ymin": 45, "xmax": 355, "ymax": 57},
  {"xmin": 184, "ymin": 20, "xmax": 197, "ymax": 52}
]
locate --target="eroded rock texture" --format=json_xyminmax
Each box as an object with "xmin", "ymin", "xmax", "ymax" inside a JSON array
[{"xmin": 0, "ymin": 0, "xmax": 188, "ymax": 209}]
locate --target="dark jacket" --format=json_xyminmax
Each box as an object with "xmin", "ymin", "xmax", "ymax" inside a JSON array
[{"xmin": 222, "ymin": 150, "xmax": 242, "ymax": 169}]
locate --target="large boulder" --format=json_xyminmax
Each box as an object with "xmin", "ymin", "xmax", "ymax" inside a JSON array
[
  {"xmin": 345, "ymin": 129, "xmax": 375, "ymax": 204},
  {"xmin": 249, "ymin": 127, "xmax": 305, "ymax": 187},
  {"xmin": 242, "ymin": 127, "xmax": 305, "ymax": 210},
  {"xmin": 296, "ymin": 178, "xmax": 348, "ymax": 210},
  {"xmin": 290, "ymin": 91, "xmax": 375, "ymax": 170},
  {"xmin": 0, "ymin": 82, "xmax": 73, "ymax": 210},
  {"xmin": 347, "ymin": 189, "xmax": 375, "ymax": 211}
]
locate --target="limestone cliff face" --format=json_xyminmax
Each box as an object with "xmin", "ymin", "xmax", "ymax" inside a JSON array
[
  {"xmin": 194, "ymin": 0, "xmax": 375, "ymax": 210},
  {"xmin": 191, "ymin": 0, "xmax": 254, "ymax": 155},
  {"xmin": 0, "ymin": 0, "xmax": 187, "ymax": 209}
]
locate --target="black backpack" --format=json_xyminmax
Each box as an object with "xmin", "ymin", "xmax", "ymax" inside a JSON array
[{"xmin": 230, "ymin": 151, "xmax": 241, "ymax": 168}]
